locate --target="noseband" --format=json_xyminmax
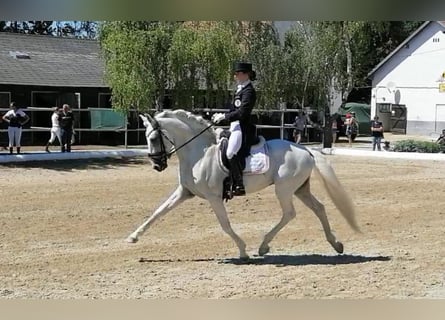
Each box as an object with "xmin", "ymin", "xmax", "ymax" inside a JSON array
[{"xmin": 146, "ymin": 119, "xmax": 175, "ymax": 164}]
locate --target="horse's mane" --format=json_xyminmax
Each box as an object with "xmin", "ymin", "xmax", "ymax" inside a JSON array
[{"xmin": 155, "ymin": 109, "xmax": 217, "ymax": 143}]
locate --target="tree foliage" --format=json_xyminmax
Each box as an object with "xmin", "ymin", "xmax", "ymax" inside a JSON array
[
  {"xmin": 282, "ymin": 21, "xmax": 424, "ymax": 112},
  {"xmin": 98, "ymin": 21, "xmax": 424, "ymax": 113},
  {"xmin": 168, "ymin": 22, "xmax": 240, "ymax": 109},
  {"xmin": 0, "ymin": 21, "xmax": 98, "ymax": 38},
  {"xmin": 99, "ymin": 21, "xmax": 178, "ymax": 112}
]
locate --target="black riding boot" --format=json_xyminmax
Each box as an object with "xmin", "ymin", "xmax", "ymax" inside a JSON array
[
  {"xmin": 9, "ymin": 147, "xmax": 13, "ymax": 155},
  {"xmin": 229, "ymin": 156, "xmax": 246, "ymax": 196},
  {"xmin": 45, "ymin": 142, "xmax": 51, "ymax": 153},
  {"xmin": 17, "ymin": 147, "xmax": 20, "ymax": 154}
]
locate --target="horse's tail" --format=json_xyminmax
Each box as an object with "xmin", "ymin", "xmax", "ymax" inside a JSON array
[{"xmin": 312, "ymin": 150, "xmax": 360, "ymax": 232}]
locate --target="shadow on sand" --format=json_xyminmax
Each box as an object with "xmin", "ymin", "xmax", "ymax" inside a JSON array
[
  {"xmin": 138, "ymin": 254, "xmax": 391, "ymax": 266},
  {"xmin": 220, "ymin": 254, "xmax": 391, "ymax": 266},
  {"xmin": 0, "ymin": 157, "xmax": 148, "ymax": 172}
]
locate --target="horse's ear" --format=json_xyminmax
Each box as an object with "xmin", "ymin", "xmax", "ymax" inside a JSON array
[
  {"xmin": 139, "ymin": 114, "xmax": 150, "ymax": 128},
  {"xmin": 145, "ymin": 113, "xmax": 155, "ymax": 124}
]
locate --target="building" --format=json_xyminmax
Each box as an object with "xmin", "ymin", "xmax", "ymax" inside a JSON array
[
  {"xmin": 0, "ymin": 32, "xmax": 113, "ymax": 144},
  {"xmin": 368, "ymin": 21, "xmax": 445, "ymax": 135}
]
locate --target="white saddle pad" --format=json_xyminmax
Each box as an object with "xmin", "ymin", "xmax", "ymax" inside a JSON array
[{"xmin": 243, "ymin": 136, "xmax": 269, "ymax": 175}]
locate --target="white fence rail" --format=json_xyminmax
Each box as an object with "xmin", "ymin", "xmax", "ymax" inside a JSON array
[{"xmin": 0, "ymin": 107, "xmax": 321, "ymax": 147}]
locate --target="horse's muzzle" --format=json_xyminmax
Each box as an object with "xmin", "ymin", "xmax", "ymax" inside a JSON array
[
  {"xmin": 148, "ymin": 154, "xmax": 168, "ymax": 172},
  {"xmin": 153, "ymin": 162, "xmax": 168, "ymax": 171}
]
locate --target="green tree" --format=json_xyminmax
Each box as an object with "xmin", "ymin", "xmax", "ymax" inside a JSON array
[
  {"xmin": 98, "ymin": 20, "xmax": 425, "ymax": 114},
  {"xmin": 0, "ymin": 21, "xmax": 54, "ymax": 34},
  {"xmin": 169, "ymin": 22, "xmax": 240, "ymax": 109},
  {"xmin": 99, "ymin": 21, "xmax": 178, "ymax": 112},
  {"xmin": 0, "ymin": 20, "xmax": 98, "ymax": 38}
]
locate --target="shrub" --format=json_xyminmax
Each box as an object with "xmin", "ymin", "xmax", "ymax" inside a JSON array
[{"xmin": 393, "ymin": 139, "xmax": 441, "ymax": 153}]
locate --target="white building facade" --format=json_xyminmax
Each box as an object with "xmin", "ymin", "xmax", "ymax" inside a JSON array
[{"xmin": 368, "ymin": 21, "xmax": 445, "ymax": 135}]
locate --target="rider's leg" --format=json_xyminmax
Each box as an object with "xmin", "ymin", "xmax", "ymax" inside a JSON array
[
  {"xmin": 227, "ymin": 121, "xmax": 245, "ymax": 196},
  {"xmin": 228, "ymin": 156, "xmax": 245, "ymax": 196}
]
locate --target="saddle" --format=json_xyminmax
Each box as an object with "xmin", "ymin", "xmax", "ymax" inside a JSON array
[{"xmin": 218, "ymin": 132, "xmax": 269, "ymax": 201}]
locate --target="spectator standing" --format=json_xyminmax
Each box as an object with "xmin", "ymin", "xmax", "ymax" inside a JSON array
[
  {"xmin": 292, "ymin": 110, "xmax": 313, "ymax": 144},
  {"xmin": 344, "ymin": 111, "xmax": 358, "ymax": 147},
  {"xmin": 436, "ymin": 129, "xmax": 445, "ymax": 152},
  {"xmin": 370, "ymin": 115, "xmax": 384, "ymax": 151},
  {"xmin": 45, "ymin": 106, "xmax": 62, "ymax": 152},
  {"xmin": 59, "ymin": 104, "xmax": 75, "ymax": 152},
  {"xmin": 2, "ymin": 102, "xmax": 29, "ymax": 154},
  {"xmin": 331, "ymin": 114, "xmax": 342, "ymax": 147},
  {"xmin": 436, "ymin": 129, "xmax": 445, "ymax": 144}
]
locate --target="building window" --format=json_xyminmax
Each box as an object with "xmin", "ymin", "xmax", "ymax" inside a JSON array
[
  {"xmin": 31, "ymin": 91, "xmax": 59, "ymax": 108},
  {"xmin": 98, "ymin": 93, "xmax": 112, "ymax": 108},
  {"xmin": 0, "ymin": 92, "xmax": 11, "ymax": 108},
  {"xmin": 378, "ymin": 103, "xmax": 391, "ymax": 113}
]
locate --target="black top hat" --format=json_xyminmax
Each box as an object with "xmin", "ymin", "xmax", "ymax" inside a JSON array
[{"xmin": 233, "ymin": 62, "xmax": 253, "ymax": 73}]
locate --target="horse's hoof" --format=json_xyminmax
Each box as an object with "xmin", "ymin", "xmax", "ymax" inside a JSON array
[
  {"xmin": 239, "ymin": 255, "xmax": 250, "ymax": 262},
  {"xmin": 258, "ymin": 245, "xmax": 270, "ymax": 256},
  {"xmin": 334, "ymin": 241, "xmax": 344, "ymax": 254},
  {"xmin": 126, "ymin": 236, "xmax": 138, "ymax": 244}
]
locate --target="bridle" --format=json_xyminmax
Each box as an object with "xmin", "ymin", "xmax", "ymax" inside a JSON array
[{"xmin": 145, "ymin": 116, "xmax": 215, "ymax": 165}]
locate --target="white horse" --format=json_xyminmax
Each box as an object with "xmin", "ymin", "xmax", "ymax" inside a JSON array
[{"xmin": 127, "ymin": 110, "xmax": 359, "ymax": 259}]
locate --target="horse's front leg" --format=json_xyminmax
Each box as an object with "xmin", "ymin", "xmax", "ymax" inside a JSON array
[
  {"xmin": 126, "ymin": 185, "xmax": 194, "ymax": 243},
  {"xmin": 207, "ymin": 196, "xmax": 248, "ymax": 260}
]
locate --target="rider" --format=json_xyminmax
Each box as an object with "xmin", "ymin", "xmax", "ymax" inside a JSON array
[{"xmin": 212, "ymin": 62, "xmax": 257, "ymax": 196}]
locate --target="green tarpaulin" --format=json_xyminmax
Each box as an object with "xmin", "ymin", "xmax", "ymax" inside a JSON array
[
  {"xmin": 89, "ymin": 108, "xmax": 127, "ymax": 130},
  {"xmin": 337, "ymin": 102, "xmax": 372, "ymax": 135}
]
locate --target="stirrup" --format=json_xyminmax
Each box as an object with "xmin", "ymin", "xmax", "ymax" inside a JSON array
[{"xmin": 232, "ymin": 184, "xmax": 246, "ymax": 196}]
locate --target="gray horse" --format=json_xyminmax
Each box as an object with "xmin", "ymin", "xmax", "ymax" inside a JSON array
[{"xmin": 127, "ymin": 110, "xmax": 359, "ymax": 259}]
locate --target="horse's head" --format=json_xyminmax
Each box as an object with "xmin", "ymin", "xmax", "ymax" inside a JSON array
[{"xmin": 139, "ymin": 114, "xmax": 173, "ymax": 172}]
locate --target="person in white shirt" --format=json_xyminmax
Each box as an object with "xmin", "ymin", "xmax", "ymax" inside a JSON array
[
  {"xmin": 2, "ymin": 102, "xmax": 29, "ymax": 154},
  {"xmin": 45, "ymin": 106, "xmax": 62, "ymax": 153}
]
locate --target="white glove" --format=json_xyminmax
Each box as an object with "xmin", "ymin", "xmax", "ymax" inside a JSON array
[{"xmin": 212, "ymin": 113, "xmax": 226, "ymax": 124}]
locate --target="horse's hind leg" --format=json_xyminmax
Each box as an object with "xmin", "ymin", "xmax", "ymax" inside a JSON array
[
  {"xmin": 126, "ymin": 185, "xmax": 193, "ymax": 243},
  {"xmin": 208, "ymin": 197, "xmax": 248, "ymax": 259},
  {"xmin": 258, "ymin": 189, "xmax": 296, "ymax": 256},
  {"xmin": 295, "ymin": 180, "xmax": 344, "ymax": 253}
]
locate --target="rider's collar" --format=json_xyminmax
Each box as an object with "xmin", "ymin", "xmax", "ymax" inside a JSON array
[{"xmin": 236, "ymin": 80, "xmax": 251, "ymax": 92}]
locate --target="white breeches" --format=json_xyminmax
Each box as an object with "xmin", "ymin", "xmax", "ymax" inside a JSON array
[
  {"xmin": 49, "ymin": 127, "xmax": 62, "ymax": 144},
  {"xmin": 227, "ymin": 121, "xmax": 242, "ymax": 160},
  {"xmin": 8, "ymin": 127, "xmax": 22, "ymax": 147}
]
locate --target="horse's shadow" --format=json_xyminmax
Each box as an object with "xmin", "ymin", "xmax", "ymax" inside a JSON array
[
  {"xmin": 221, "ymin": 254, "xmax": 391, "ymax": 266},
  {"xmin": 139, "ymin": 254, "xmax": 391, "ymax": 266}
]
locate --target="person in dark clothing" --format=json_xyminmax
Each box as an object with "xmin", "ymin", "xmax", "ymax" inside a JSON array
[
  {"xmin": 59, "ymin": 104, "xmax": 75, "ymax": 152},
  {"xmin": 212, "ymin": 62, "xmax": 257, "ymax": 196},
  {"xmin": 437, "ymin": 129, "xmax": 445, "ymax": 152},
  {"xmin": 370, "ymin": 115, "xmax": 384, "ymax": 151}
]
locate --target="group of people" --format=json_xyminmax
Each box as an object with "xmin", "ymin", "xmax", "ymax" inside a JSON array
[
  {"xmin": 1, "ymin": 102, "xmax": 75, "ymax": 154},
  {"xmin": 331, "ymin": 112, "xmax": 384, "ymax": 151},
  {"xmin": 45, "ymin": 104, "xmax": 75, "ymax": 153}
]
